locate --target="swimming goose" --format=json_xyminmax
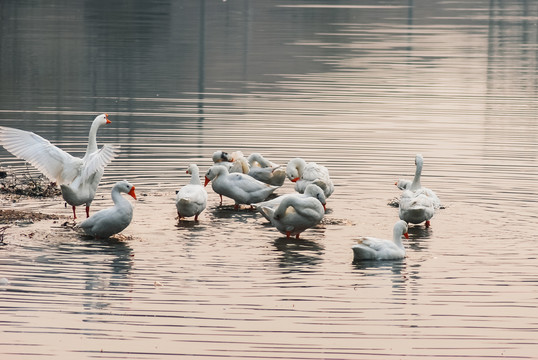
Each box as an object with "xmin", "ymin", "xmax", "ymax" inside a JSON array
[
  {"xmin": 204, "ymin": 165, "xmax": 278, "ymax": 209},
  {"xmin": 398, "ymin": 154, "xmax": 440, "ymax": 226},
  {"xmin": 398, "ymin": 154, "xmax": 440, "ymax": 204},
  {"xmin": 175, "ymin": 164, "xmax": 208, "ymax": 221},
  {"xmin": 286, "ymin": 157, "xmax": 334, "ymax": 198},
  {"xmin": 0, "ymin": 114, "xmax": 119, "ymax": 219},
  {"xmin": 258, "ymin": 192, "xmax": 325, "ymax": 239},
  {"xmin": 352, "ymin": 220, "xmax": 409, "ymax": 261},
  {"xmin": 78, "ymin": 180, "xmax": 136, "ymax": 239},
  {"xmin": 253, "ymin": 183, "xmax": 326, "ymax": 222},
  {"xmin": 399, "ymin": 189, "xmax": 436, "ymax": 226}
]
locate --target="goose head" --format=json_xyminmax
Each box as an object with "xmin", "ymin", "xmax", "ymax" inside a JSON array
[
  {"xmin": 94, "ymin": 113, "xmax": 111, "ymax": 126},
  {"xmin": 395, "ymin": 179, "xmax": 411, "ymax": 190},
  {"xmin": 394, "ymin": 220, "xmax": 409, "ymax": 240},
  {"xmin": 115, "ymin": 180, "xmax": 136, "ymax": 200},
  {"xmin": 415, "ymin": 154, "xmax": 423, "ymax": 168},
  {"xmin": 304, "ymin": 184, "xmax": 327, "ymax": 211},
  {"xmin": 186, "ymin": 163, "xmax": 199, "ymax": 175},
  {"xmin": 204, "ymin": 165, "xmax": 226, "ymax": 186},
  {"xmin": 212, "ymin": 150, "xmax": 233, "ymax": 163},
  {"xmin": 286, "ymin": 158, "xmax": 304, "ymax": 182}
]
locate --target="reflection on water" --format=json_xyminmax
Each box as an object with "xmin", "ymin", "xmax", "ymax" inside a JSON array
[
  {"xmin": 273, "ymin": 236, "xmax": 325, "ymax": 272},
  {"xmin": 1, "ymin": 0, "xmax": 538, "ymax": 359}
]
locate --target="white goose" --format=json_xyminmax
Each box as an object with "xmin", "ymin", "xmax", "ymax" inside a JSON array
[
  {"xmin": 399, "ymin": 189, "xmax": 436, "ymax": 226},
  {"xmin": 398, "ymin": 154, "xmax": 440, "ymax": 227},
  {"xmin": 212, "ymin": 150, "xmax": 243, "ymax": 172},
  {"xmin": 352, "ymin": 220, "xmax": 409, "ymax": 261},
  {"xmin": 395, "ymin": 179, "xmax": 411, "ymax": 190},
  {"xmin": 253, "ymin": 184, "xmax": 326, "ymax": 222},
  {"xmin": 175, "ymin": 164, "xmax": 208, "ymax": 221},
  {"xmin": 78, "ymin": 180, "xmax": 136, "ymax": 239},
  {"xmin": 204, "ymin": 165, "xmax": 278, "ymax": 209},
  {"xmin": 247, "ymin": 153, "xmax": 286, "ymax": 186},
  {"xmin": 397, "ymin": 154, "xmax": 440, "ymax": 203},
  {"xmin": 228, "ymin": 155, "xmax": 250, "ymax": 174},
  {"xmin": 286, "ymin": 157, "xmax": 334, "ymax": 198},
  {"xmin": 0, "ymin": 114, "xmax": 119, "ymax": 219},
  {"xmin": 258, "ymin": 192, "xmax": 325, "ymax": 239}
]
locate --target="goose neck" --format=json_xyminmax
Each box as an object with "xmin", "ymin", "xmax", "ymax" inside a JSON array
[
  {"xmin": 86, "ymin": 120, "xmax": 102, "ymax": 155},
  {"xmin": 111, "ymin": 187, "xmax": 129, "ymax": 206},
  {"xmin": 410, "ymin": 160, "xmax": 423, "ymax": 191},
  {"xmin": 392, "ymin": 230, "xmax": 405, "ymax": 249},
  {"xmin": 190, "ymin": 169, "xmax": 202, "ymax": 185}
]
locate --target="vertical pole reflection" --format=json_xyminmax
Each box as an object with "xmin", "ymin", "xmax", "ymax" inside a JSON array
[
  {"xmin": 198, "ymin": 0, "xmax": 206, "ymax": 121},
  {"xmin": 406, "ymin": 0, "xmax": 414, "ymax": 53},
  {"xmin": 196, "ymin": 0, "xmax": 206, "ymax": 155}
]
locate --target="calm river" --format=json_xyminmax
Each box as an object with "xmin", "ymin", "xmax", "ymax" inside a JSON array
[{"xmin": 1, "ymin": 1, "xmax": 537, "ymax": 359}]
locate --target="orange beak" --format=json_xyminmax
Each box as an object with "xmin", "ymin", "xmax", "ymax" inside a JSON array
[
  {"xmin": 394, "ymin": 181, "xmax": 398, "ymax": 186},
  {"xmin": 323, "ymin": 203, "xmax": 327, "ymax": 211},
  {"xmin": 403, "ymin": 232, "xmax": 409, "ymax": 239},
  {"xmin": 128, "ymin": 186, "xmax": 137, "ymax": 200},
  {"xmin": 204, "ymin": 176, "xmax": 210, "ymax": 187},
  {"xmin": 105, "ymin": 113, "xmax": 111, "ymax": 124},
  {"xmin": 291, "ymin": 177, "xmax": 300, "ymax": 183}
]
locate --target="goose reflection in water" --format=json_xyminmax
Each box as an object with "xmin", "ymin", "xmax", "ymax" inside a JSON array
[
  {"xmin": 273, "ymin": 235, "xmax": 325, "ymax": 272},
  {"xmin": 407, "ymin": 225, "xmax": 432, "ymax": 252},
  {"xmin": 78, "ymin": 239, "xmax": 134, "ymax": 310}
]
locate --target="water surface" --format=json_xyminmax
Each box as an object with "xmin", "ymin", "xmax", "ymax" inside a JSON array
[{"xmin": 1, "ymin": 1, "xmax": 537, "ymax": 359}]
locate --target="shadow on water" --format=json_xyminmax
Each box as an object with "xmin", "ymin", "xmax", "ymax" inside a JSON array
[
  {"xmin": 273, "ymin": 236, "xmax": 324, "ymax": 272},
  {"xmin": 351, "ymin": 259, "xmax": 412, "ymax": 291},
  {"xmin": 352, "ymin": 258, "xmax": 406, "ymax": 271},
  {"xmin": 406, "ymin": 225, "xmax": 432, "ymax": 252},
  {"xmin": 61, "ymin": 237, "xmax": 135, "ymax": 310},
  {"xmin": 175, "ymin": 219, "xmax": 205, "ymax": 230},
  {"xmin": 79, "ymin": 239, "xmax": 134, "ymax": 310},
  {"xmin": 208, "ymin": 205, "xmax": 263, "ymax": 226}
]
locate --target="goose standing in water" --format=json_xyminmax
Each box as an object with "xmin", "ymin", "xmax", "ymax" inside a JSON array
[
  {"xmin": 0, "ymin": 114, "xmax": 119, "ymax": 219},
  {"xmin": 253, "ymin": 183, "xmax": 326, "ymax": 222},
  {"xmin": 204, "ymin": 165, "xmax": 278, "ymax": 209},
  {"xmin": 286, "ymin": 157, "xmax": 334, "ymax": 198},
  {"xmin": 79, "ymin": 180, "xmax": 136, "ymax": 239},
  {"xmin": 398, "ymin": 154, "xmax": 440, "ymax": 227},
  {"xmin": 352, "ymin": 220, "xmax": 409, "ymax": 261},
  {"xmin": 175, "ymin": 164, "xmax": 208, "ymax": 221},
  {"xmin": 258, "ymin": 192, "xmax": 325, "ymax": 239}
]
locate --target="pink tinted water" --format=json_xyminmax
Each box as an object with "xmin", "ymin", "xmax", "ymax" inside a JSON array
[{"xmin": 1, "ymin": 1, "xmax": 537, "ymax": 359}]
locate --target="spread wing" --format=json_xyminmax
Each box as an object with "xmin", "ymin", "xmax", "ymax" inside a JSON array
[
  {"xmin": 82, "ymin": 144, "xmax": 120, "ymax": 179},
  {"xmin": 0, "ymin": 126, "xmax": 80, "ymax": 184}
]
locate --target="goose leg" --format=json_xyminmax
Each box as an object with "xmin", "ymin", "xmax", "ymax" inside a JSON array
[
  {"xmin": 72, "ymin": 206, "xmax": 77, "ymax": 219},
  {"xmin": 85, "ymin": 206, "xmax": 90, "ymax": 218},
  {"xmin": 425, "ymin": 220, "xmax": 431, "ymax": 228}
]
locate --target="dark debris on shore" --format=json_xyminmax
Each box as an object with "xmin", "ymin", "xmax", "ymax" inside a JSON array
[
  {"xmin": 0, "ymin": 166, "xmax": 61, "ymax": 198},
  {"xmin": 0, "ymin": 209, "xmax": 64, "ymax": 223}
]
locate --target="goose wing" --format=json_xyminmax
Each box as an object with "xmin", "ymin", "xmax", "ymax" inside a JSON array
[
  {"xmin": 0, "ymin": 126, "xmax": 81, "ymax": 184},
  {"xmin": 81, "ymin": 144, "xmax": 120, "ymax": 179}
]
